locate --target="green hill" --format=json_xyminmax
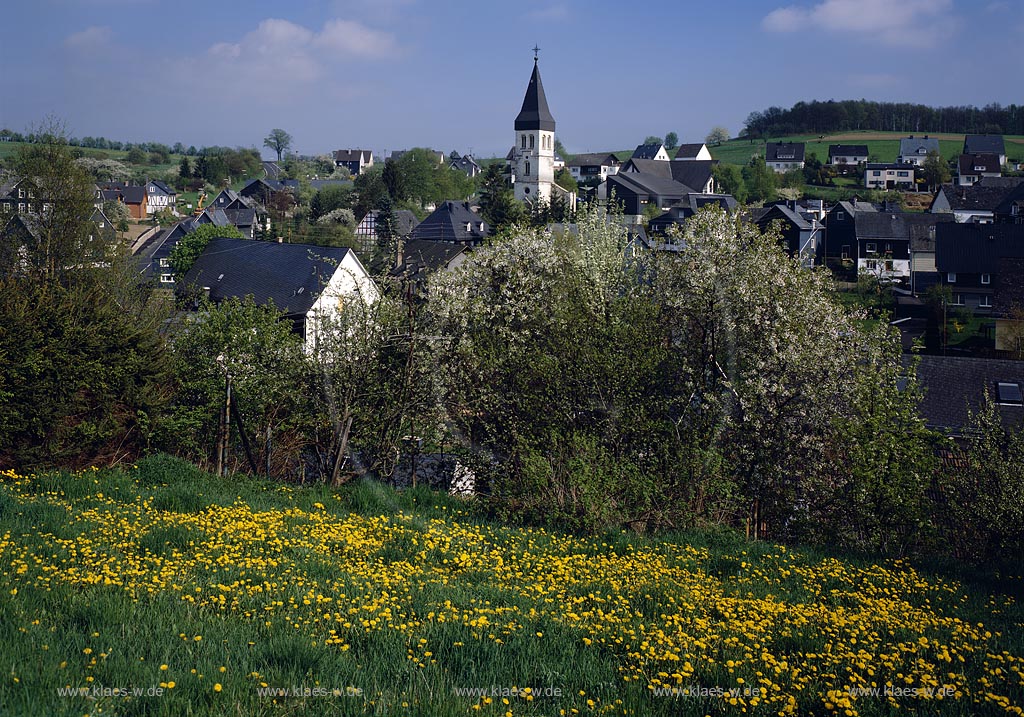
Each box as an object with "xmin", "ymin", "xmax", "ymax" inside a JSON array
[
  {"xmin": 0, "ymin": 456, "xmax": 1021, "ymax": 715},
  {"xmin": 601, "ymin": 132, "xmax": 1024, "ymax": 167}
]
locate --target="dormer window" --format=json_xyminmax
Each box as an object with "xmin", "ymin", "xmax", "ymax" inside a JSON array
[{"xmin": 465, "ymin": 222, "xmax": 471, "ymax": 231}]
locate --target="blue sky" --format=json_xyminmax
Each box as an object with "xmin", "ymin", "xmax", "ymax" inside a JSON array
[{"xmin": 1, "ymin": 0, "xmax": 1022, "ymax": 159}]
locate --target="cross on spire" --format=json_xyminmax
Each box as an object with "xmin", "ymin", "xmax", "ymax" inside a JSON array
[{"xmin": 532, "ymin": 44, "xmax": 541, "ymax": 61}]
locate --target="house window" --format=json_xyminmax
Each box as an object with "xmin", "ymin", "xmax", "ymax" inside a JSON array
[
  {"xmin": 981, "ymin": 273, "xmax": 991, "ymax": 285},
  {"xmin": 872, "ymin": 170, "xmax": 881, "ymax": 176},
  {"xmin": 465, "ymin": 222, "xmax": 471, "ymax": 231},
  {"xmin": 98, "ymin": 221, "xmax": 104, "ymax": 227},
  {"xmin": 2, "ymin": 202, "xmax": 9, "ymax": 211},
  {"xmin": 897, "ymin": 171, "xmax": 909, "ymax": 177},
  {"xmin": 866, "ymin": 242, "xmax": 876, "ymax": 254},
  {"xmin": 159, "ymin": 258, "xmax": 169, "ymax": 268},
  {"xmin": 836, "ymin": 211, "xmax": 844, "ymax": 221},
  {"xmin": 950, "ymin": 293, "xmax": 965, "ymax": 305},
  {"xmin": 159, "ymin": 274, "xmax": 174, "ymax": 283},
  {"xmin": 841, "ymin": 245, "xmax": 850, "ymax": 260},
  {"xmin": 18, "ymin": 189, "xmax": 25, "ymax": 198},
  {"xmin": 18, "ymin": 203, "xmax": 26, "ymax": 212},
  {"xmin": 865, "ymin": 259, "xmax": 877, "ymax": 270},
  {"xmin": 947, "ymin": 272, "xmax": 956, "ymax": 283},
  {"xmin": 980, "ymin": 295, "xmax": 992, "ymax": 308}
]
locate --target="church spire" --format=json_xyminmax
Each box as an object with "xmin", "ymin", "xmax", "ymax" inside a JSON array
[{"xmin": 514, "ymin": 54, "xmax": 555, "ymax": 132}]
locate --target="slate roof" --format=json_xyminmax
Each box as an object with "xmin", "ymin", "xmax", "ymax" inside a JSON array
[
  {"xmin": 828, "ymin": 144, "xmax": 869, "ymax": 159},
  {"xmin": 669, "ymin": 160, "xmax": 717, "ymax": 192},
  {"xmin": 958, "ymin": 153, "xmax": 1001, "ymax": 176},
  {"xmin": 963, "ymin": 135, "xmax": 1005, "ymax": 156},
  {"xmin": 409, "ymin": 201, "xmax": 489, "ymax": 244},
  {"xmin": 757, "ymin": 204, "xmax": 812, "ymax": 230},
  {"xmin": 648, "ymin": 195, "xmax": 739, "ymax": 232},
  {"xmin": 632, "ymin": 144, "xmax": 665, "ymax": 160},
  {"xmin": 182, "ymin": 238, "xmax": 355, "ymax": 317},
  {"xmin": 673, "ymin": 143, "xmax": 708, "ymax": 160},
  {"xmin": 392, "ymin": 238, "xmax": 467, "ymax": 279},
  {"xmin": 935, "ymin": 223, "xmax": 1024, "ymax": 274},
  {"xmin": 908, "ymin": 214, "xmax": 956, "ymax": 252},
  {"xmin": 148, "ymin": 180, "xmax": 175, "ymax": 195},
  {"xmin": 910, "ymin": 355, "xmax": 1024, "ymax": 434},
  {"xmin": 514, "ymin": 60, "xmax": 555, "ymax": 132},
  {"xmin": 609, "ymin": 170, "xmax": 692, "ymax": 199},
  {"xmin": 899, "ymin": 136, "xmax": 939, "ymax": 158},
  {"xmin": 333, "ymin": 149, "xmax": 372, "ymax": 163},
  {"xmin": 568, "ymin": 153, "xmax": 620, "ymax": 168},
  {"xmin": 932, "ymin": 177, "xmax": 1024, "ymax": 212},
  {"xmin": 766, "ymin": 142, "xmax": 805, "ymax": 162},
  {"xmin": 994, "ymin": 181, "xmax": 1024, "ymax": 216},
  {"xmin": 855, "ymin": 212, "xmax": 952, "ymax": 241},
  {"xmin": 99, "ymin": 182, "xmax": 147, "ymax": 205}
]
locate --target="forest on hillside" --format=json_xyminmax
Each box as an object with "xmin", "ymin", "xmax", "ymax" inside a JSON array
[{"xmin": 742, "ymin": 99, "xmax": 1023, "ymax": 138}]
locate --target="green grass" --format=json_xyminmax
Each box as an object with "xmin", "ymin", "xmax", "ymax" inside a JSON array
[
  {"xmin": 0, "ymin": 456, "xmax": 1021, "ymax": 716},
  {"xmin": 593, "ymin": 133, "xmax": 1024, "ymax": 168}
]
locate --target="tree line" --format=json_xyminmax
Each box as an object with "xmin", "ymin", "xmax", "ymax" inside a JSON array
[{"xmin": 742, "ymin": 100, "xmax": 1024, "ymax": 138}]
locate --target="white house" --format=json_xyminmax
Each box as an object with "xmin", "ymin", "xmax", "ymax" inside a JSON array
[
  {"xmin": 180, "ymin": 237, "xmax": 378, "ymax": 354},
  {"xmin": 765, "ymin": 142, "xmax": 805, "ymax": 173},
  {"xmin": 898, "ymin": 135, "xmax": 940, "ymax": 166},
  {"xmin": 673, "ymin": 143, "xmax": 713, "ymax": 161}
]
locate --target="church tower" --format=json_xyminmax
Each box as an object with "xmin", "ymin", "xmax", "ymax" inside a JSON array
[{"xmin": 513, "ymin": 52, "xmax": 555, "ymax": 205}]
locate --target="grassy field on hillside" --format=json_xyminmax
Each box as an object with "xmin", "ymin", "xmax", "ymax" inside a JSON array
[
  {"xmin": 604, "ymin": 132, "xmax": 1024, "ymax": 167},
  {"xmin": 0, "ymin": 457, "xmax": 1022, "ymax": 716}
]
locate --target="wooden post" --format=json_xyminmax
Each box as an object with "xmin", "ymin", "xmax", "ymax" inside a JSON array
[{"xmin": 222, "ymin": 374, "xmax": 232, "ymax": 477}]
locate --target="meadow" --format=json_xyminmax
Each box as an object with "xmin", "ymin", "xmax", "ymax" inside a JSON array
[
  {"xmin": 610, "ymin": 132, "xmax": 1024, "ymax": 167},
  {"xmin": 0, "ymin": 455, "xmax": 1021, "ymax": 716}
]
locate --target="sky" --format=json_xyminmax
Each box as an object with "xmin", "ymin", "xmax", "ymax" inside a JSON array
[{"xmin": 2, "ymin": 0, "xmax": 1022, "ymax": 160}]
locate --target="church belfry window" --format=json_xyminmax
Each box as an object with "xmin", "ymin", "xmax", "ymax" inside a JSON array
[
  {"xmin": 521, "ymin": 134, "xmax": 526, "ymax": 149},
  {"xmin": 530, "ymin": 135, "xmax": 535, "ymax": 149}
]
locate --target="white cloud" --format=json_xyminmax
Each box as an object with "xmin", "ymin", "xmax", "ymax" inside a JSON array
[
  {"xmin": 64, "ymin": 26, "xmax": 113, "ymax": 52},
  {"xmin": 175, "ymin": 17, "xmax": 400, "ymax": 106},
  {"xmin": 762, "ymin": 0, "xmax": 958, "ymax": 48},
  {"xmin": 313, "ymin": 19, "xmax": 400, "ymax": 58}
]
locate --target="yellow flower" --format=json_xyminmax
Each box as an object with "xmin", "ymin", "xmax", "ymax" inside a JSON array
[{"xmin": 214, "ymin": 683, "xmax": 222, "ymax": 692}]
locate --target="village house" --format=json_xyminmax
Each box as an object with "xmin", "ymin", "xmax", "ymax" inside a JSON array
[
  {"xmin": 897, "ymin": 135, "xmax": 939, "ymax": 166},
  {"xmin": 765, "ymin": 142, "xmax": 805, "ymax": 173},
  {"xmin": 957, "ymin": 153, "xmax": 1002, "ymax": 186},
  {"xmin": 181, "ymin": 237, "xmax": 378, "ymax": 354},
  {"xmin": 827, "ymin": 144, "xmax": 869, "ymax": 170},
  {"xmin": 333, "ymin": 149, "xmax": 374, "ymax": 175},
  {"xmin": 963, "ymin": 135, "xmax": 1006, "ymax": 166},
  {"xmin": 864, "ymin": 163, "xmax": 917, "ymax": 190}
]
